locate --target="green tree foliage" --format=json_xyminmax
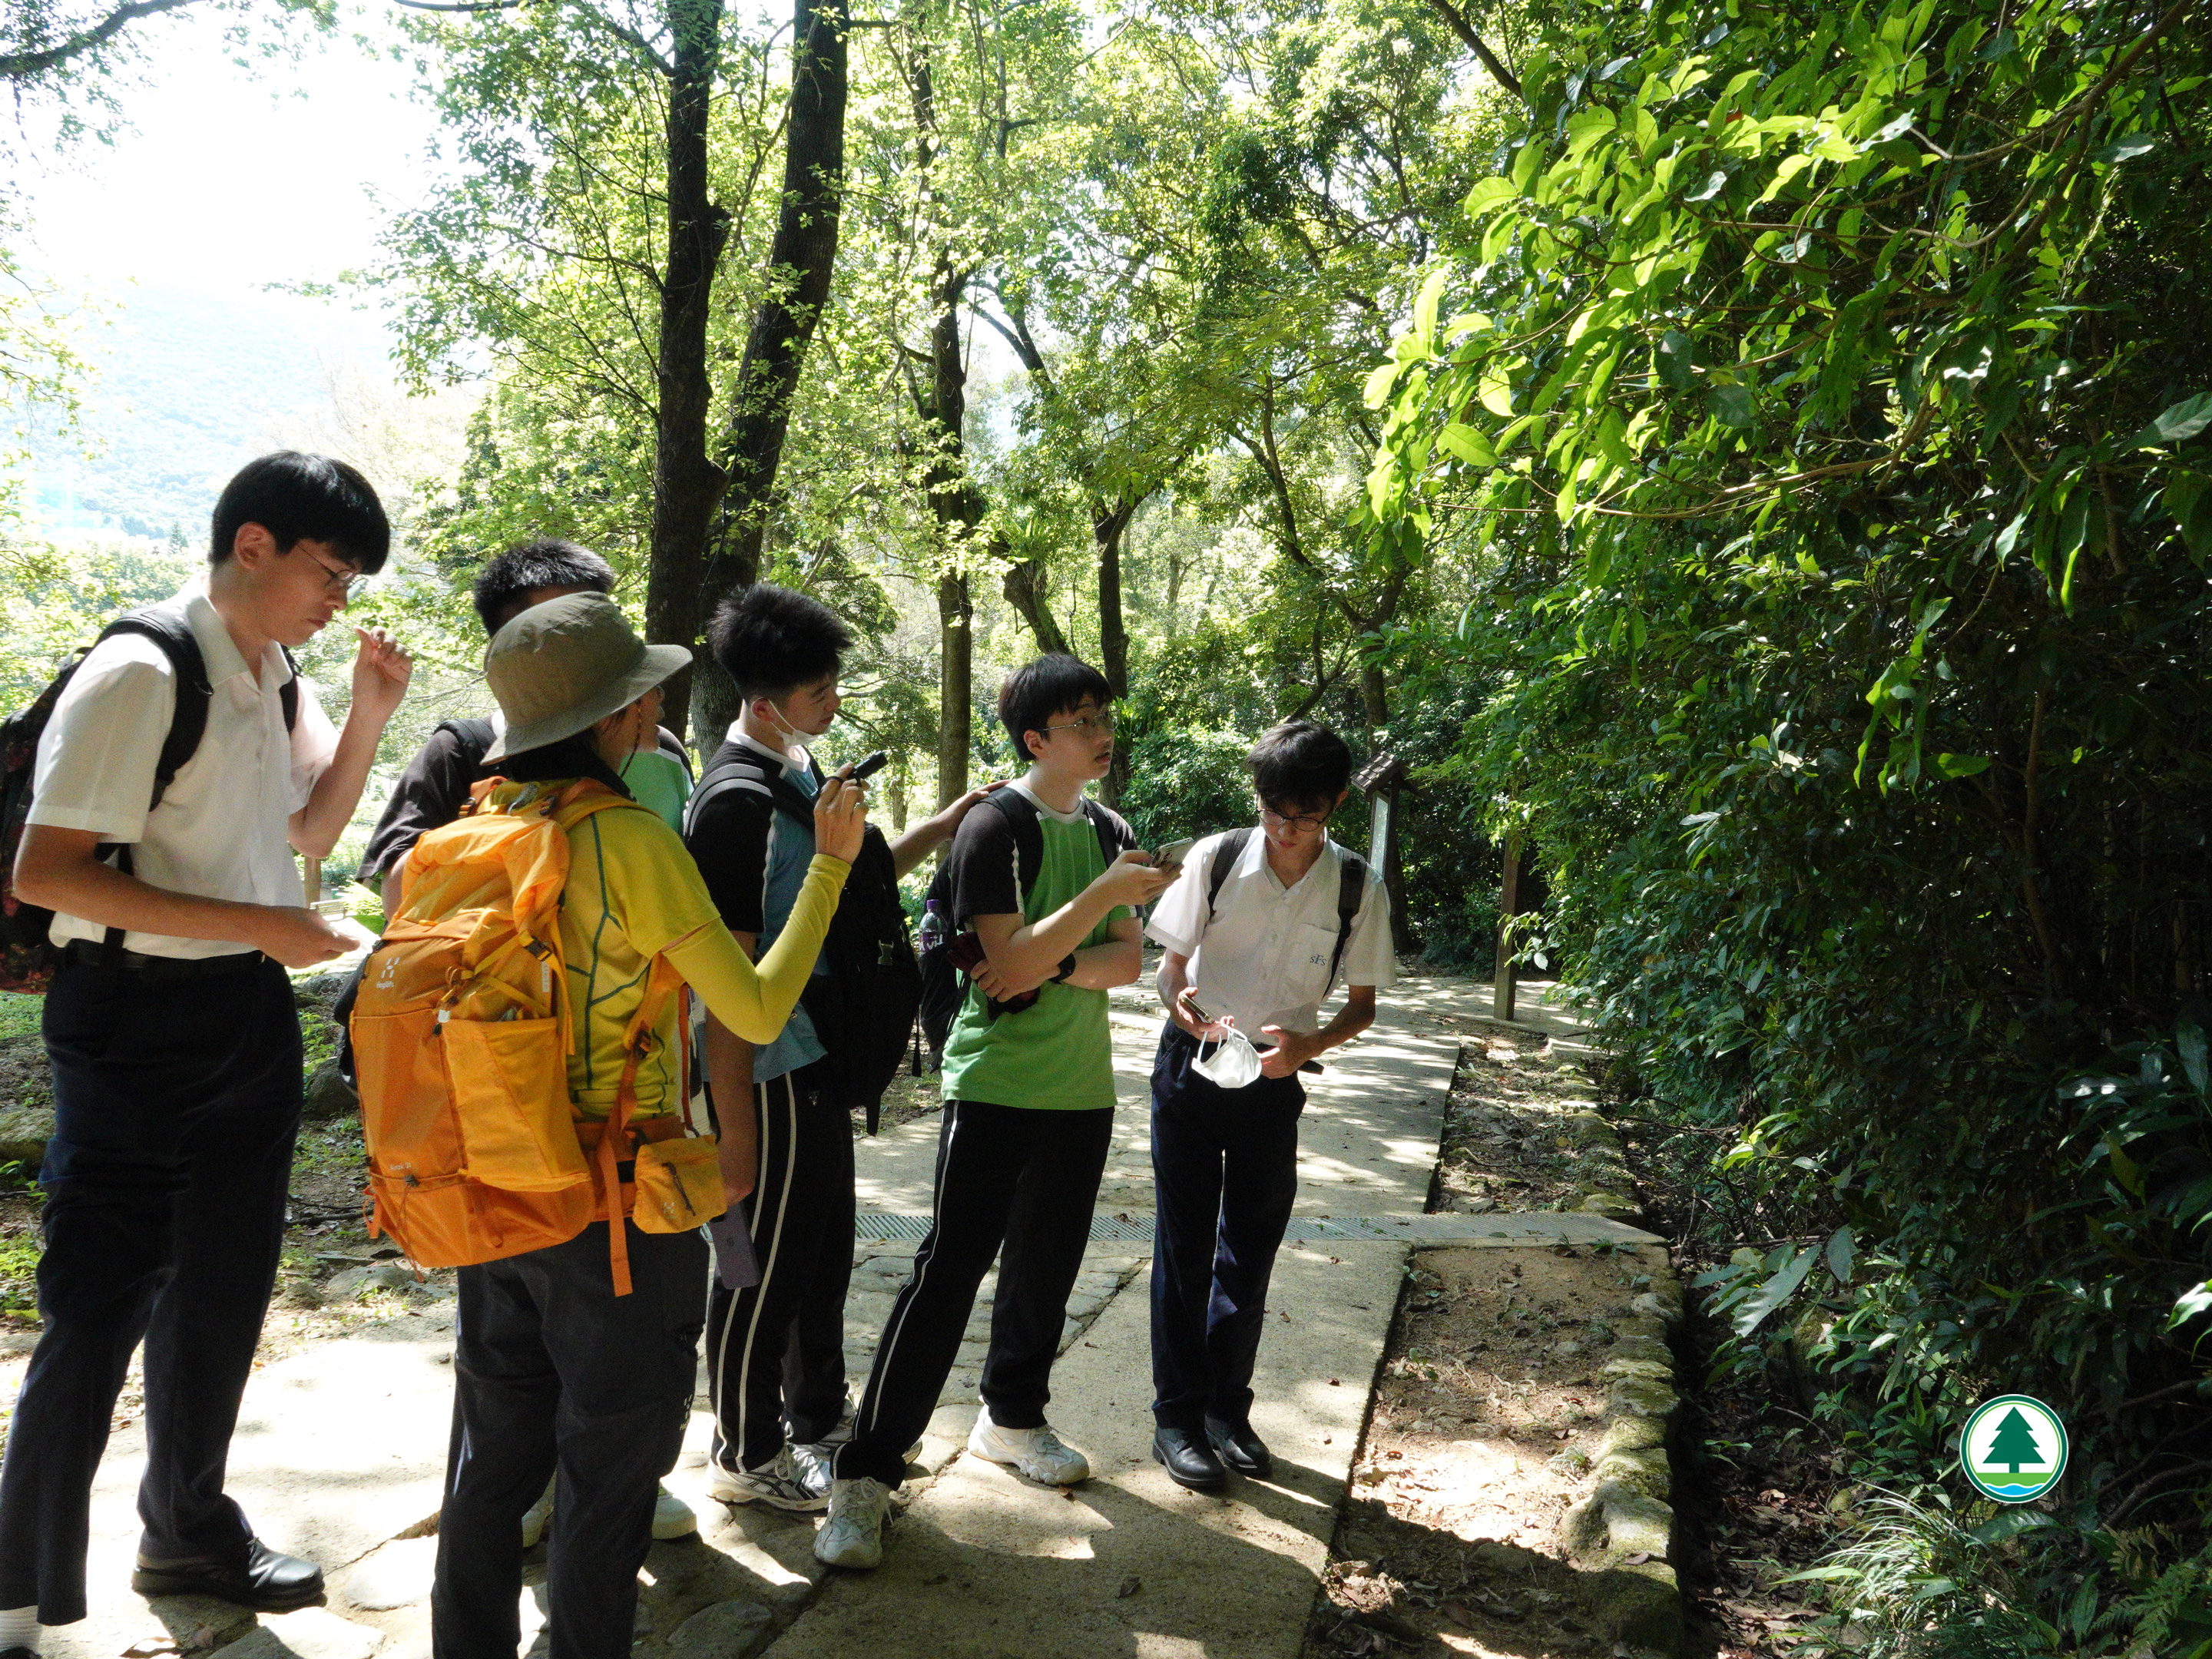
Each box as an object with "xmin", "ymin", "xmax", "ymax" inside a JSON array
[{"xmin": 1368, "ymin": 0, "xmax": 2212, "ymax": 1621}]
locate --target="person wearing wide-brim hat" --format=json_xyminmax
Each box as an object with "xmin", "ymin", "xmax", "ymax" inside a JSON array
[{"xmin": 420, "ymin": 591, "xmax": 869, "ymax": 1659}]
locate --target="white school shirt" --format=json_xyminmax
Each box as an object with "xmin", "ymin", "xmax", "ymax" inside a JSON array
[
  {"xmin": 30, "ymin": 588, "xmax": 339, "ymax": 959},
  {"xmin": 1144, "ymin": 829, "xmax": 1395, "ymax": 1038}
]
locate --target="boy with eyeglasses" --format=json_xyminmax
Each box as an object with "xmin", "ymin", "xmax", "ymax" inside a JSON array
[
  {"xmin": 813, "ymin": 654, "xmax": 1175, "ymax": 1571},
  {"xmin": 1, "ymin": 454, "xmax": 409, "ymax": 1647},
  {"xmin": 1139, "ymin": 720, "xmax": 1394, "ymax": 1492}
]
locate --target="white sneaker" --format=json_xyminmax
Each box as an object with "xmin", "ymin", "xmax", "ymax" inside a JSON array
[
  {"xmin": 524, "ymin": 1478, "xmax": 694, "ymax": 1544},
  {"xmin": 708, "ymin": 1445, "xmax": 831, "ymax": 1512},
  {"xmin": 813, "ymin": 1476, "xmax": 892, "ymax": 1570},
  {"xmin": 786, "ymin": 1435, "xmax": 835, "ymax": 1497},
  {"xmin": 520, "ymin": 1476, "xmax": 556, "ymax": 1548},
  {"xmin": 652, "ymin": 1484, "xmax": 697, "ymax": 1540},
  {"xmin": 965, "ymin": 1407, "xmax": 1090, "ymax": 1485}
]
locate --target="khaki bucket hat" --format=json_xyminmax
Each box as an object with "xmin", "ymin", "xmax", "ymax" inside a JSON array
[{"xmin": 482, "ymin": 593, "xmax": 692, "ymax": 762}]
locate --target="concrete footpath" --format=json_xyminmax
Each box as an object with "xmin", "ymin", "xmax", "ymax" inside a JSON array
[{"xmin": 26, "ymin": 972, "xmax": 1640, "ymax": 1659}]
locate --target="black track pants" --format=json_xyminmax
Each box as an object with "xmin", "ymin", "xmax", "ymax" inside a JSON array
[
  {"xmin": 833, "ymin": 1101, "xmax": 1113, "ymax": 1488},
  {"xmin": 703, "ymin": 1061, "xmax": 853, "ymax": 1472}
]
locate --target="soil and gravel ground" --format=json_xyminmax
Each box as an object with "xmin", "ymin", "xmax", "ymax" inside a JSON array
[{"xmin": 1306, "ymin": 1020, "xmax": 1845, "ymax": 1659}]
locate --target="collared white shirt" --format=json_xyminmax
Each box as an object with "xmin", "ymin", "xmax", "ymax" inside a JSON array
[
  {"xmin": 31, "ymin": 588, "xmax": 339, "ymax": 959},
  {"xmin": 1145, "ymin": 829, "xmax": 1395, "ymax": 1037}
]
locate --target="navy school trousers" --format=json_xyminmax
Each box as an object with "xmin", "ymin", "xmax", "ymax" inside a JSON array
[
  {"xmin": 1147, "ymin": 1020, "xmax": 1306, "ymax": 1431},
  {"xmin": 0, "ymin": 951, "xmax": 302, "ymax": 1624}
]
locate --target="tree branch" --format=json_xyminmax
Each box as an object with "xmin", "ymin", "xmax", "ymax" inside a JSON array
[
  {"xmin": 2, "ymin": 0, "xmax": 200, "ymax": 80},
  {"xmin": 1419, "ymin": 0, "xmax": 1523, "ymax": 102}
]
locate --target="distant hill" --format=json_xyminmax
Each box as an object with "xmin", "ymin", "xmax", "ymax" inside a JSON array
[{"xmin": 15, "ymin": 281, "xmax": 392, "ymax": 542}]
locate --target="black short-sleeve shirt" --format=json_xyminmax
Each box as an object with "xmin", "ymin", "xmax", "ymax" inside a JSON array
[{"xmin": 359, "ymin": 721, "xmax": 489, "ymax": 883}]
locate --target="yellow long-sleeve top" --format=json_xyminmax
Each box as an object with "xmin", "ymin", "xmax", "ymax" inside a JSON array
[{"xmin": 490, "ymin": 780, "xmax": 848, "ymax": 1122}]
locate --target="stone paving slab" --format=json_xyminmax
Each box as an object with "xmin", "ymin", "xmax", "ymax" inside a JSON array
[
  {"xmin": 34, "ymin": 971, "xmax": 1482, "ymax": 1659},
  {"xmin": 763, "ymin": 1242, "xmax": 1406, "ymax": 1659}
]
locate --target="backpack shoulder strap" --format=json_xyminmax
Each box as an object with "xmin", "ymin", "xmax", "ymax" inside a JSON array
[
  {"xmin": 687, "ymin": 749, "xmax": 807, "ymax": 839},
  {"xmin": 657, "ymin": 727, "xmax": 694, "ymax": 783},
  {"xmin": 439, "ymin": 717, "xmax": 498, "ymax": 764},
  {"xmin": 279, "ymin": 646, "xmax": 300, "ymax": 733},
  {"xmin": 1081, "ymin": 799, "xmax": 1130, "ymax": 874},
  {"xmin": 99, "ymin": 604, "xmax": 210, "ymax": 810},
  {"xmin": 1205, "ymin": 827, "xmax": 1256, "ymax": 923},
  {"xmin": 983, "ymin": 787, "xmax": 1046, "ymax": 906},
  {"xmin": 1328, "ymin": 849, "xmax": 1371, "ymax": 990}
]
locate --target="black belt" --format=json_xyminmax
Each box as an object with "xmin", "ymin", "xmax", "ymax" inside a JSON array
[{"xmin": 61, "ymin": 939, "xmax": 269, "ymax": 983}]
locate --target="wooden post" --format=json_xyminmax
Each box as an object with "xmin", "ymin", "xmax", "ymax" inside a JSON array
[
  {"xmin": 303, "ymin": 856, "xmax": 322, "ymax": 908},
  {"xmin": 1493, "ymin": 830, "xmax": 1522, "ymax": 1021},
  {"xmin": 1353, "ymin": 752, "xmax": 1409, "ymax": 955}
]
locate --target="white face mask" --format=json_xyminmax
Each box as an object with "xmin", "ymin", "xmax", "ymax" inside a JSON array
[{"xmin": 1192, "ymin": 1025, "xmax": 1263, "ymax": 1089}]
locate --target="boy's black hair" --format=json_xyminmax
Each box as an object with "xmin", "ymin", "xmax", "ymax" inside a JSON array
[
  {"xmin": 472, "ymin": 538, "xmax": 617, "ymax": 634},
  {"xmin": 1247, "ymin": 719, "xmax": 1354, "ymax": 812},
  {"xmin": 998, "ymin": 653, "xmax": 1114, "ymax": 760},
  {"xmin": 209, "ymin": 452, "xmax": 390, "ymax": 573},
  {"xmin": 708, "ymin": 583, "xmax": 854, "ymax": 699}
]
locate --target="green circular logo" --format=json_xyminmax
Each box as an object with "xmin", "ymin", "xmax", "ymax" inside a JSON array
[{"xmin": 1960, "ymin": 1394, "xmax": 2069, "ymax": 1503}]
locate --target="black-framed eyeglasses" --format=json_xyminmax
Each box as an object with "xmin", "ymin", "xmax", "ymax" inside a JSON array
[
  {"xmin": 302, "ymin": 546, "xmax": 373, "ymax": 601},
  {"xmin": 1258, "ymin": 804, "xmax": 1330, "ymax": 832}
]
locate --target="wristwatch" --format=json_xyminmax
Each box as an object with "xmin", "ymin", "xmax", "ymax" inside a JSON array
[{"xmin": 1050, "ymin": 953, "xmax": 1078, "ymax": 983}]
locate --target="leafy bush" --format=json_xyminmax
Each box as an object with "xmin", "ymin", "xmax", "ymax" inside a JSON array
[
  {"xmin": 1363, "ymin": 0, "xmax": 2212, "ymax": 1635},
  {"xmin": 1115, "ymin": 728, "xmax": 1254, "ymax": 850}
]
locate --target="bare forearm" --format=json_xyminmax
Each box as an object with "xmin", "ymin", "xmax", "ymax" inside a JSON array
[
  {"xmin": 293, "ymin": 713, "xmax": 388, "ymax": 857},
  {"xmin": 981, "ymin": 889, "xmax": 1121, "ymax": 983},
  {"xmin": 888, "ymin": 809, "xmax": 959, "ymax": 879},
  {"xmin": 1064, "ymin": 936, "xmax": 1141, "ymax": 988},
  {"xmin": 1311, "ymin": 998, "xmax": 1376, "ymax": 1055},
  {"xmin": 15, "ymin": 848, "xmax": 272, "ymax": 949},
  {"xmin": 704, "ymin": 1013, "xmax": 759, "ymax": 1201},
  {"xmin": 1155, "ymin": 952, "xmax": 1191, "ymax": 1014}
]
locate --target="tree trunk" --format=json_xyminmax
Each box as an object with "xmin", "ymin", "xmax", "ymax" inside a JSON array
[
  {"xmin": 640, "ymin": 0, "xmax": 733, "ymax": 743},
  {"xmin": 936, "ymin": 570, "xmax": 972, "ymax": 806},
  {"xmin": 1094, "ymin": 494, "xmax": 1137, "ymax": 804},
  {"xmin": 1359, "ymin": 659, "xmax": 1389, "ymax": 736},
  {"xmin": 691, "ymin": 0, "xmax": 853, "ymax": 740},
  {"xmin": 1002, "ymin": 558, "xmax": 1068, "ymax": 655}
]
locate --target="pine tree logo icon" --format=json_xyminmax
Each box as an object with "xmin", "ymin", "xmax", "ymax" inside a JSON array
[{"xmin": 1961, "ymin": 1394, "xmax": 2069, "ymax": 1502}]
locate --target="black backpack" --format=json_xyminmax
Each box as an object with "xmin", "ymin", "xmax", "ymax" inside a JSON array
[
  {"xmin": 0, "ymin": 602, "xmax": 298, "ymax": 992},
  {"xmin": 686, "ymin": 748, "xmax": 919, "ymax": 1132},
  {"xmin": 1203, "ymin": 826, "xmax": 1371, "ymax": 995},
  {"xmin": 916, "ymin": 789, "xmax": 1126, "ymax": 1058}
]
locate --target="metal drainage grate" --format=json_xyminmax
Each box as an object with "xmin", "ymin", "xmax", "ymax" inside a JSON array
[{"xmin": 855, "ymin": 1211, "xmax": 1657, "ymax": 1246}]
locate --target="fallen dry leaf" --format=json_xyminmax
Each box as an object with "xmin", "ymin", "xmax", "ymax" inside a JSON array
[
  {"xmin": 1117, "ymin": 1575, "xmax": 1141, "ymax": 1598},
  {"xmin": 1442, "ymin": 1601, "xmax": 1476, "ymax": 1628}
]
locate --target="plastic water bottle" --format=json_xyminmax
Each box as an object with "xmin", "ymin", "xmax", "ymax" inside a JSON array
[{"xmin": 918, "ymin": 898, "xmax": 946, "ymax": 955}]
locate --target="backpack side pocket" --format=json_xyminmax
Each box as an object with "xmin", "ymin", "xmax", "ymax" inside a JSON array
[{"xmin": 631, "ymin": 1133, "xmax": 726, "ymax": 1233}]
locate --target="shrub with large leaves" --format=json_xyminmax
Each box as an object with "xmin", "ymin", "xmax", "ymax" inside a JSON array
[{"xmin": 1362, "ymin": 0, "xmax": 2212, "ymax": 1612}]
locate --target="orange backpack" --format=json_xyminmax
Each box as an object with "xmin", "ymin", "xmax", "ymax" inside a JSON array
[{"xmin": 349, "ymin": 778, "xmax": 727, "ymax": 1294}]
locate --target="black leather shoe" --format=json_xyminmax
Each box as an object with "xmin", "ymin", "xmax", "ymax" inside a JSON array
[
  {"xmin": 1151, "ymin": 1425, "xmax": 1227, "ymax": 1492},
  {"xmin": 132, "ymin": 1538, "xmax": 325, "ymax": 1610},
  {"xmin": 1206, "ymin": 1416, "xmax": 1273, "ymax": 1479}
]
